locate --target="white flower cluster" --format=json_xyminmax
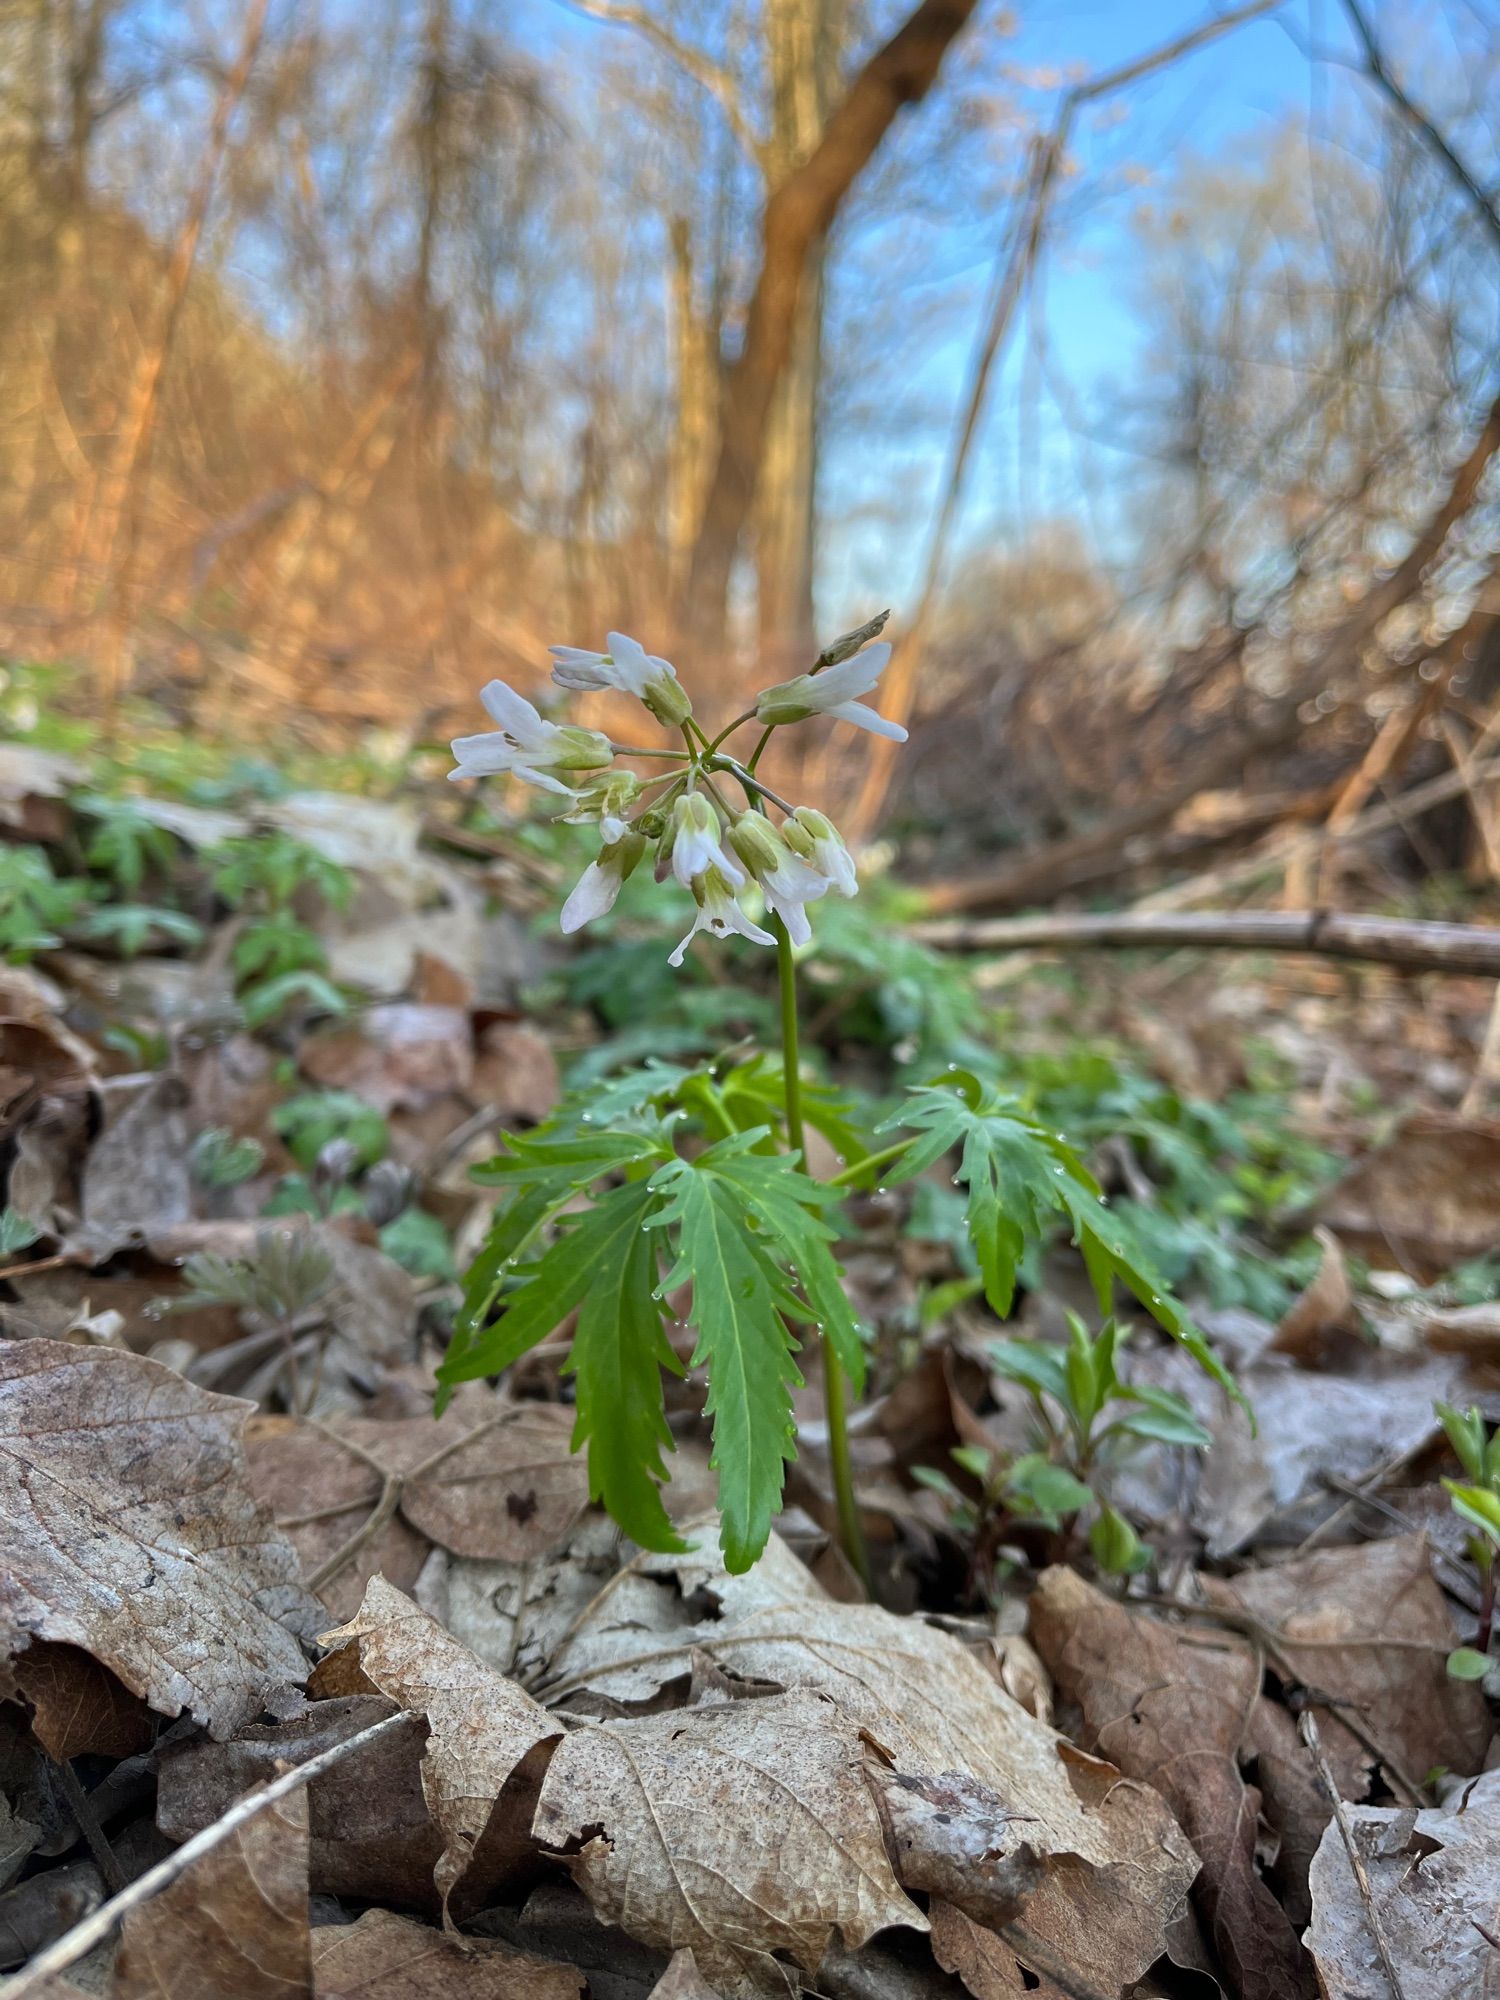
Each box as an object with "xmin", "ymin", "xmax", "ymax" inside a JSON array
[{"xmin": 449, "ymin": 622, "xmax": 904, "ymax": 965}]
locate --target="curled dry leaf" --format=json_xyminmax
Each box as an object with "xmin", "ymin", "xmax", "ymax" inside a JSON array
[
  {"xmin": 311, "ymin": 1907, "xmax": 584, "ymax": 1999},
  {"xmin": 0, "ymin": 1342, "xmax": 317, "ymax": 1739},
  {"xmin": 533, "ymin": 1687, "xmax": 924, "ymax": 1999},
  {"xmin": 1305, "ymin": 1768, "xmax": 1500, "ymax": 2000},
  {"xmin": 1269, "ymin": 1226, "xmax": 1351, "ymax": 1356},
  {"xmin": 158, "ymin": 1695, "xmax": 443, "ymax": 1911},
  {"xmin": 113, "ymin": 1790, "xmax": 312, "ymax": 2000},
  {"xmin": 1206, "ymin": 1533, "xmax": 1488, "ymax": 1792},
  {"xmin": 0, "ymin": 1859, "xmax": 104, "ymax": 1971},
  {"xmin": 1029, "ymin": 1564, "xmax": 1313, "ymax": 2000},
  {"xmin": 538, "ymin": 1529, "xmax": 1197, "ymax": 2000},
  {"xmin": 314, "ymin": 1576, "xmax": 560, "ymax": 1917}
]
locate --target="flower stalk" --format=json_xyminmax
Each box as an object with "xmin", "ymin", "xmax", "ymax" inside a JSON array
[{"xmin": 449, "ymin": 613, "xmax": 899, "ymax": 1587}]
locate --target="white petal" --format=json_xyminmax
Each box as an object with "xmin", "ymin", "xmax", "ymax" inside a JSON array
[
  {"xmin": 450, "ymin": 730, "xmax": 519, "ymax": 776},
  {"xmin": 549, "ymin": 646, "xmax": 607, "ymax": 667},
  {"xmin": 826, "ymin": 699, "xmax": 908, "ymax": 741},
  {"xmin": 814, "ymin": 643, "xmax": 891, "ymax": 704},
  {"xmin": 480, "ymin": 679, "xmax": 548, "ymax": 744},
  {"xmin": 560, "ymin": 860, "xmax": 622, "ymax": 933},
  {"xmin": 511, "ymin": 763, "xmax": 578, "ymax": 796},
  {"xmin": 550, "ymin": 661, "xmax": 610, "ymax": 690},
  {"xmin": 668, "ymin": 910, "xmax": 707, "ymax": 967},
  {"xmin": 600, "ymin": 813, "xmax": 628, "ymax": 844},
  {"xmin": 765, "ymin": 889, "xmax": 811, "ymax": 946},
  {"xmin": 815, "ymin": 838, "xmax": 859, "ymax": 897}
]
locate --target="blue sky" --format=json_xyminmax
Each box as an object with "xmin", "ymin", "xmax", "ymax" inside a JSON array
[{"xmin": 510, "ymin": 0, "xmax": 1349, "ymax": 611}]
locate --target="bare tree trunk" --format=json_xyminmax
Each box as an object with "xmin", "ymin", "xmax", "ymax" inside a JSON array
[
  {"xmin": 754, "ymin": 0, "xmax": 830, "ymax": 677},
  {"xmin": 680, "ymin": 0, "xmax": 979, "ymax": 661},
  {"xmin": 666, "ymin": 216, "xmax": 720, "ymax": 604}
]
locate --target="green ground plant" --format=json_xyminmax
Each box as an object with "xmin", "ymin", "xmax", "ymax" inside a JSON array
[{"xmin": 440, "ymin": 620, "xmax": 1232, "ymax": 1581}]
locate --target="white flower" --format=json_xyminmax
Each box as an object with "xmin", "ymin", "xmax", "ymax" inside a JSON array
[
  {"xmin": 559, "ymin": 831, "xmax": 646, "ymax": 935},
  {"xmin": 450, "ymin": 680, "xmax": 613, "ymax": 795},
  {"xmin": 727, "ymin": 813, "xmax": 830, "ymax": 947},
  {"xmin": 549, "ymin": 631, "xmax": 692, "ymax": 727},
  {"xmin": 753, "ymin": 641, "xmax": 907, "ymax": 741},
  {"xmin": 782, "ymin": 807, "xmax": 858, "ymax": 897},
  {"xmin": 554, "ymin": 769, "xmax": 641, "ymax": 842},
  {"xmin": 668, "ymin": 866, "xmax": 776, "ymax": 967},
  {"xmin": 667, "ymin": 792, "xmax": 743, "ymax": 892}
]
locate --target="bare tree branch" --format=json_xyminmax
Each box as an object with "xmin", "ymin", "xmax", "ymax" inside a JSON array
[{"xmin": 558, "ymin": 0, "xmax": 769, "ymax": 170}]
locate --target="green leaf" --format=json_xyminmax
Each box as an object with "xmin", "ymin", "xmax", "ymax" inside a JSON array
[
  {"xmin": 1089, "ymin": 1503, "xmax": 1149, "ymax": 1576},
  {"xmin": 1436, "ymin": 1401, "xmax": 1489, "ymax": 1482},
  {"xmin": 688, "ymin": 1137, "xmax": 866, "ymax": 1395},
  {"xmin": 650, "ymin": 1142, "xmax": 804, "ymax": 1574},
  {"xmin": 1446, "ymin": 1647, "xmax": 1492, "ymax": 1681},
  {"xmin": 1108, "ymin": 1403, "xmax": 1214, "ymax": 1450},
  {"xmin": 273, "ymin": 1091, "xmax": 389, "ymax": 1172},
  {"xmin": 566, "ymin": 1186, "xmax": 689, "ymax": 1555},
  {"xmin": 1445, "ymin": 1479, "xmax": 1500, "ymax": 1549},
  {"xmin": 440, "ymin": 1176, "xmax": 663, "ymax": 1389},
  {"xmin": 379, "ymin": 1207, "xmax": 456, "ymax": 1281},
  {"xmin": 988, "ymin": 1338, "xmax": 1070, "ymax": 1405},
  {"xmin": 1005, "ymin": 1454, "xmax": 1093, "ymax": 1519},
  {"xmin": 950, "ymin": 1444, "xmax": 995, "ymax": 1481},
  {"xmin": 883, "ymin": 1079, "xmax": 1236, "ymax": 1401},
  {"xmin": 241, "ymin": 970, "xmax": 348, "ymax": 1026},
  {"xmin": 0, "ymin": 1207, "xmax": 42, "ymax": 1257}
]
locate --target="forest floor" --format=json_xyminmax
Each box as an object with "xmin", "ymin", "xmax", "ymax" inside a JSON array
[{"xmin": 1, "ymin": 668, "xmax": 1498, "ymax": 2000}]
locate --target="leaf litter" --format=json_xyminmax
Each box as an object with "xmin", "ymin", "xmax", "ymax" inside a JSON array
[{"xmin": 2, "ymin": 771, "xmax": 1500, "ymax": 1999}]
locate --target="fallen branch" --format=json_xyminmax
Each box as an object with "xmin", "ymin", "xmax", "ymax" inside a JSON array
[
  {"xmin": 0, "ymin": 1710, "xmax": 418, "ymax": 1999},
  {"xmin": 913, "ymin": 907, "xmax": 1500, "ymax": 979}
]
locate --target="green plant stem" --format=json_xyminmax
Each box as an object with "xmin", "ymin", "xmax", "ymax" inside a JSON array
[
  {"xmin": 774, "ymin": 913, "xmax": 872, "ymax": 1595},
  {"xmin": 826, "ymin": 1139, "xmax": 911, "ymax": 1189}
]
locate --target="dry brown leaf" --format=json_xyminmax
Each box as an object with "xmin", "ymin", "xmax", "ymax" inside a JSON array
[
  {"xmin": 9, "ymin": 1641, "xmax": 153, "ymax": 1760},
  {"xmin": 0, "ymin": 1860, "xmax": 104, "ymax": 1970},
  {"xmin": 158, "ymin": 1695, "xmax": 442, "ymax": 1910},
  {"xmin": 469, "ymin": 1022, "xmax": 560, "ymax": 1127},
  {"xmin": 542, "ymin": 1528, "xmax": 1197, "ymax": 2000},
  {"xmin": 314, "ymin": 1576, "xmax": 560, "ymax": 1916},
  {"xmin": 0, "ymin": 1795, "xmax": 39, "ymax": 1895},
  {"xmin": 1306, "ymin": 1769, "xmax": 1500, "ymax": 2000},
  {"xmin": 1029, "ymin": 1564, "xmax": 1313, "ymax": 2000},
  {"xmin": 310, "ymin": 1907, "xmax": 583, "ymax": 1998},
  {"xmin": 647, "ymin": 1950, "xmax": 721, "ymax": 1999},
  {"xmin": 1269, "ymin": 1226, "xmax": 1351, "ymax": 1356},
  {"xmin": 1207, "ymin": 1534, "xmax": 1488, "ymax": 1793},
  {"xmin": 300, "ymin": 1004, "xmax": 474, "ymax": 1113},
  {"xmin": 76, "ymin": 1072, "xmax": 194, "ymax": 1254},
  {"xmin": 865, "ymin": 1760, "xmax": 1043, "ymax": 1934},
  {"xmin": 0, "ymin": 1342, "xmax": 316, "ymax": 1738},
  {"xmin": 1193, "ymin": 1353, "xmax": 1464, "ymax": 1556},
  {"xmin": 246, "ymin": 1398, "xmax": 589, "ymax": 1618},
  {"xmin": 1317, "ymin": 1111, "xmax": 1500, "ymax": 1278},
  {"xmin": 113, "ymin": 1789, "xmax": 311, "ymax": 1999},
  {"xmin": 1412, "ymin": 1299, "xmax": 1500, "ymax": 1359},
  {"xmin": 534, "ymin": 1686, "xmax": 923, "ymax": 1998}
]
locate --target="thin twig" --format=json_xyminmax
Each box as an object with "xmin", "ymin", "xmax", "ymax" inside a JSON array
[
  {"xmin": 1299, "ymin": 1707, "xmax": 1411, "ymax": 2000},
  {"xmin": 1, "ymin": 1712, "xmax": 418, "ymax": 1999}
]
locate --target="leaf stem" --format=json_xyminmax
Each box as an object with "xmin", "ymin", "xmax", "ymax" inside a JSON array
[
  {"xmin": 826, "ymin": 1138, "xmax": 911, "ymax": 1189},
  {"xmin": 775, "ymin": 914, "xmax": 871, "ymax": 1595},
  {"xmin": 609, "ymin": 742, "xmax": 690, "ymax": 759}
]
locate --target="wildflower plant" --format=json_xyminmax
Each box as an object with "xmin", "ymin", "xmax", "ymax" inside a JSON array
[{"xmin": 440, "ymin": 614, "xmax": 1230, "ymax": 1581}]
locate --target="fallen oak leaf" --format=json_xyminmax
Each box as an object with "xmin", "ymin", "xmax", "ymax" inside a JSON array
[
  {"xmin": 112, "ymin": 1789, "xmax": 311, "ymax": 2000},
  {"xmin": 0, "ymin": 1342, "xmax": 318, "ymax": 1740},
  {"xmin": 539, "ymin": 1528, "xmax": 1197, "ymax": 2000},
  {"xmin": 313, "ymin": 1576, "xmax": 560, "ymax": 1919},
  {"xmin": 310, "ymin": 1907, "xmax": 583, "ymax": 1999},
  {"xmin": 1029, "ymin": 1565, "xmax": 1313, "ymax": 2000},
  {"xmin": 532, "ymin": 1687, "xmax": 925, "ymax": 1998}
]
